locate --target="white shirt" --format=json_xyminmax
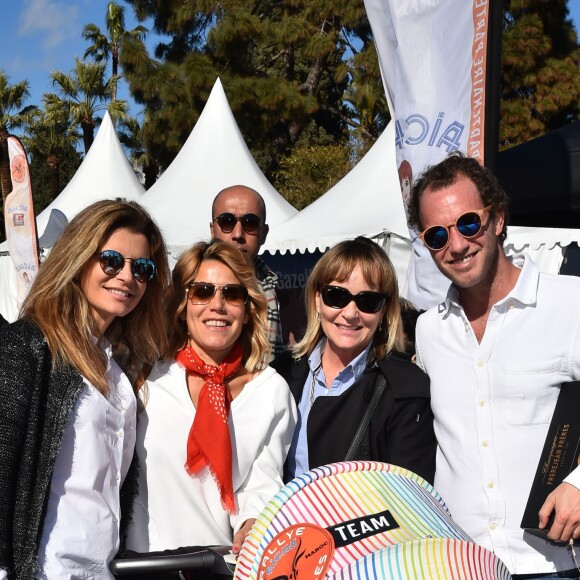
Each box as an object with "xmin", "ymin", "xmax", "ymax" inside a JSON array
[
  {"xmin": 415, "ymin": 254, "xmax": 580, "ymax": 575},
  {"xmin": 126, "ymin": 361, "xmax": 297, "ymax": 551},
  {"xmin": 35, "ymin": 340, "xmax": 136, "ymax": 579}
]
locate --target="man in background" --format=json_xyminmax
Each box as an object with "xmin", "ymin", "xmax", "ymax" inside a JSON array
[{"xmin": 210, "ymin": 184, "xmax": 285, "ymax": 360}]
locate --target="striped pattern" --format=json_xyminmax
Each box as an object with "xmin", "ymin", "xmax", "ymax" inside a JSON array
[
  {"xmin": 233, "ymin": 462, "xmax": 481, "ymax": 579},
  {"xmin": 329, "ymin": 538, "xmax": 512, "ymax": 579}
]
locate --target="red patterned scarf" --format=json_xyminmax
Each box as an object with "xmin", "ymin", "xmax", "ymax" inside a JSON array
[{"xmin": 176, "ymin": 342, "xmax": 243, "ymax": 513}]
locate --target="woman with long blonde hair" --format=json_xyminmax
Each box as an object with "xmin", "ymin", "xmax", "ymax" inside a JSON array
[
  {"xmin": 273, "ymin": 236, "xmax": 436, "ymax": 483},
  {"xmin": 0, "ymin": 199, "xmax": 169, "ymax": 579},
  {"xmin": 127, "ymin": 240, "xmax": 296, "ymax": 556}
]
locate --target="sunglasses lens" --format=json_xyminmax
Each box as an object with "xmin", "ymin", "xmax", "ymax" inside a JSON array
[
  {"xmin": 456, "ymin": 212, "xmax": 482, "ymax": 238},
  {"xmin": 132, "ymin": 258, "xmax": 156, "ymax": 283},
  {"xmin": 321, "ymin": 286, "xmax": 352, "ymax": 309},
  {"xmin": 99, "ymin": 250, "xmax": 124, "ymax": 275},
  {"xmin": 222, "ymin": 285, "xmax": 249, "ymax": 305},
  {"xmin": 423, "ymin": 227, "xmax": 449, "ymax": 250},
  {"xmin": 215, "ymin": 213, "xmax": 237, "ymax": 233},
  {"xmin": 189, "ymin": 283, "xmax": 217, "ymax": 303},
  {"xmin": 188, "ymin": 283, "xmax": 248, "ymax": 305},
  {"xmin": 355, "ymin": 292, "xmax": 387, "ymax": 314},
  {"xmin": 240, "ymin": 214, "xmax": 261, "ymax": 234}
]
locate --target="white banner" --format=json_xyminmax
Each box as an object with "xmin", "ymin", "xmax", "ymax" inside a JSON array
[
  {"xmin": 364, "ymin": 0, "xmax": 491, "ymax": 309},
  {"xmin": 5, "ymin": 136, "xmax": 39, "ymax": 304}
]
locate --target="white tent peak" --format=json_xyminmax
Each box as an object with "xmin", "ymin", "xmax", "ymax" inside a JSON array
[
  {"xmin": 263, "ymin": 121, "xmax": 410, "ymax": 254},
  {"xmin": 34, "ymin": 110, "xmax": 144, "ymax": 237},
  {"xmin": 140, "ymin": 77, "xmax": 297, "ymax": 250}
]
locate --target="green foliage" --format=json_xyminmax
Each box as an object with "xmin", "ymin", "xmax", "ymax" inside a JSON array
[
  {"xmin": 28, "ymin": 147, "xmax": 82, "ymax": 215},
  {"xmin": 83, "ymin": 1, "xmax": 148, "ymax": 101},
  {"xmin": 273, "ymin": 142, "xmax": 353, "ymax": 209},
  {"xmin": 121, "ymin": 0, "xmax": 379, "ymax": 179},
  {"xmin": 45, "ymin": 58, "xmax": 128, "ymax": 154},
  {"xmin": 500, "ymin": 0, "xmax": 580, "ymax": 148}
]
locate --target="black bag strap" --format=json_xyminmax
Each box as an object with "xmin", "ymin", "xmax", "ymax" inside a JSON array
[{"xmin": 344, "ymin": 372, "xmax": 387, "ymax": 461}]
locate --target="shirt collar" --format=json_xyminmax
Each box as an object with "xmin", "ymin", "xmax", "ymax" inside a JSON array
[
  {"xmin": 307, "ymin": 338, "xmax": 372, "ymax": 380},
  {"xmin": 439, "ymin": 253, "xmax": 538, "ymax": 316}
]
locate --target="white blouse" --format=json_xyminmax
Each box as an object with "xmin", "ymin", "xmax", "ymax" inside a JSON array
[
  {"xmin": 36, "ymin": 340, "xmax": 136, "ymax": 579},
  {"xmin": 126, "ymin": 361, "xmax": 297, "ymax": 551}
]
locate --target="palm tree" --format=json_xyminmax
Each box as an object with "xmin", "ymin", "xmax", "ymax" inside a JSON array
[
  {"xmin": 45, "ymin": 58, "xmax": 127, "ymax": 154},
  {"xmin": 23, "ymin": 107, "xmax": 81, "ymax": 203},
  {"xmin": 82, "ymin": 2, "xmax": 148, "ymax": 102},
  {"xmin": 0, "ymin": 70, "xmax": 36, "ymax": 200},
  {"xmin": 117, "ymin": 115, "xmax": 159, "ymax": 189}
]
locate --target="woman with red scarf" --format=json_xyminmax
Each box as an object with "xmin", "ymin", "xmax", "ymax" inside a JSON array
[{"xmin": 126, "ymin": 240, "xmax": 296, "ymax": 556}]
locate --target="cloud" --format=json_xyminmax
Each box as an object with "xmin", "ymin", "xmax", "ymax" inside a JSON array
[{"xmin": 18, "ymin": 0, "xmax": 80, "ymax": 49}]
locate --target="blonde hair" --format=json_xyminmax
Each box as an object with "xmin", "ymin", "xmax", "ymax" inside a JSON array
[
  {"xmin": 164, "ymin": 240, "xmax": 270, "ymax": 372},
  {"xmin": 20, "ymin": 199, "xmax": 170, "ymax": 394},
  {"xmin": 293, "ymin": 236, "xmax": 405, "ymax": 361}
]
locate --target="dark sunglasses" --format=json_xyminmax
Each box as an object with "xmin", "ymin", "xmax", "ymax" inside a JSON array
[
  {"xmin": 97, "ymin": 250, "xmax": 156, "ymax": 283},
  {"xmin": 213, "ymin": 212, "xmax": 262, "ymax": 234},
  {"xmin": 187, "ymin": 282, "xmax": 249, "ymax": 306},
  {"xmin": 320, "ymin": 285, "xmax": 387, "ymax": 314},
  {"xmin": 419, "ymin": 205, "xmax": 492, "ymax": 251}
]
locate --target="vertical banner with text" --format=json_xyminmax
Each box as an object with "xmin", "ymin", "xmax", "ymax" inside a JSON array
[
  {"xmin": 5, "ymin": 136, "xmax": 39, "ymax": 304},
  {"xmin": 363, "ymin": 0, "xmax": 491, "ymax": 309}
]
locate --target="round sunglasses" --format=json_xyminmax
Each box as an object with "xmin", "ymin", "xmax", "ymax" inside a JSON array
[
  {"xmin": 320, "ymin": 285, "xmax": 387, "ymax": 314},
  {"xmin": 97, "ymin": 250, "xmax": 156, "ymax": 283},
  {"xmin": 187, "ymin": 282, "xmax": 249, "ymax": 306},
  {"xmin": 213, "ymin": 212, "xmax": 262, "ymax": 234},
  {"xmin": 419, "ymin": 206, "xmax": 492, "ymax": 251}
]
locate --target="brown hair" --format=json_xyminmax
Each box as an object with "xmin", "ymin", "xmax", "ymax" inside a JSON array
[
  {"xmin": 292, "ymin": 236, "xmax": 405, "ymax": 361},
  {"xmin": 164, "ymin": 240, "xmax": 270, "ymax": 372},
  {"xmin": 408, "ymin": 151, "xmax": 510, "ymax": 243},
  {"xmin": 20, "ymin": 199, "xmax": 170, "ymax": 394}
]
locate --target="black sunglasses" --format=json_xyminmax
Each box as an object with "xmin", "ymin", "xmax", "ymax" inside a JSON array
[
  {"xmin": 97, "ymin": 250, "xmax": 156, "ymax": 283},
  {"xmin": 213, "ymin": 213, "xmax": 262, "ymax": 234},
  {"xmin": 187, "ymin": 282, "xmax": 249, "ymax": 306},
  {"xmin": 320, "ymin": 285, "xmax": 387, "ymax": 314},
  {"xmin": 419, "ymin": 206, "xmax": 492, "ymax": 251}
]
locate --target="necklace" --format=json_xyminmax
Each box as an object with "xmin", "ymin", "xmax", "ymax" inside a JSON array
[{"xmin": 309, "ymin": 360, "xmax": 322, "ymax": 407}]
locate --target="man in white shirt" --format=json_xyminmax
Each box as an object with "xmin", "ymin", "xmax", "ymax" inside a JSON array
[{"xmin": 408, "ymin": 152, "xmax": 580, "ymax": 579}]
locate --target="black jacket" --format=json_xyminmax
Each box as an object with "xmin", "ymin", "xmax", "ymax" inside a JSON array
[
  {"xmin": 0, "ymin": 319, "xmax": 137, "ymax": 579},
  {"xmin": 272, "ymin": 350, "xmax": 436, "ymax": 484}
]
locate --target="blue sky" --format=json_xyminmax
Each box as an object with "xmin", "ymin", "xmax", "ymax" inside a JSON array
[{"xmin": 0, "ymin": 0, "xmax": 579, "ymax": 119}]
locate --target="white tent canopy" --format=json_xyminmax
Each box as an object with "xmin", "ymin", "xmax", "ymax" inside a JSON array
[
  {"xmin": 262, "ymin": 122, "xmax": 413, "ymax": 292},
  {"xmin": 34, "ymin": 111, "xmax": 144, "ymax": 238},
  {"xmin": 0, "ymin": 112, "xmax": 144, "ymax": 322},
  {"xmin": 140, "ymin": 78, "xmax": 297, "ymax": 254}
]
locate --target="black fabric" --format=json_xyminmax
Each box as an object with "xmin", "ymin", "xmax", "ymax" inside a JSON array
[
  {"xmin": 0, "ymin": 319, "xmax": 137, "ymax": 579},
  {"xmin": 272, "ymin": 350, "xmax": 436, "ymax": 485},
  {"xmin": 497, "ymin": 120, "xmax": 580, "ymax": 227}
]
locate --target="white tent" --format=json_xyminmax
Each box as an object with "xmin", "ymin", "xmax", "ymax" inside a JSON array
[
  {"xmin": 139, "ymin": 78, "xmax": 297, "ymax": 255},
  {"xmin": 34, "ymin": 111, "xmax": 144, "ymax": 237},
  {"xmin": 0, "ymin": 112, "xmax": 144, "ymax": 321},
  {"xmin": 262, "ymin": 122, "xmax": 413, "ymax": 292}
]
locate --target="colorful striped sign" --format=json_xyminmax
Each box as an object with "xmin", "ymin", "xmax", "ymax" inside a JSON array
[
  {"xmin": 234, "ymin": 462, "xmax": 500, "ymax": 579},
  {"xmin": 329, "ymin": 538, "xmax": 511, "ymax": 579}
]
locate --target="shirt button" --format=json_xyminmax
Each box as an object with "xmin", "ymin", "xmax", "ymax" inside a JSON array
[
  {"xmin": 478, "ymin": 400, "xmax": 486, "ymax": 407},
  {"xmin": 475, "ymin": 359, "xmax": 485, "ymax": 367},
  {"xmin": 488, "ymin": 523, "xmax": 497, "ymax": 531},
  {"xmin": 116, "ymin": 474, "xmax": 120, "ymax": 481},
  {"xmin": 481, "ymin": 440, "xmax": 489, "ymax": 448},
  {"xmin": 118, "ymin": 430, "xmax": 123, "ymax": 438},
  {"xmin": 487, "ymin": 481, "xmax": 495, "ymax": 489}
]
